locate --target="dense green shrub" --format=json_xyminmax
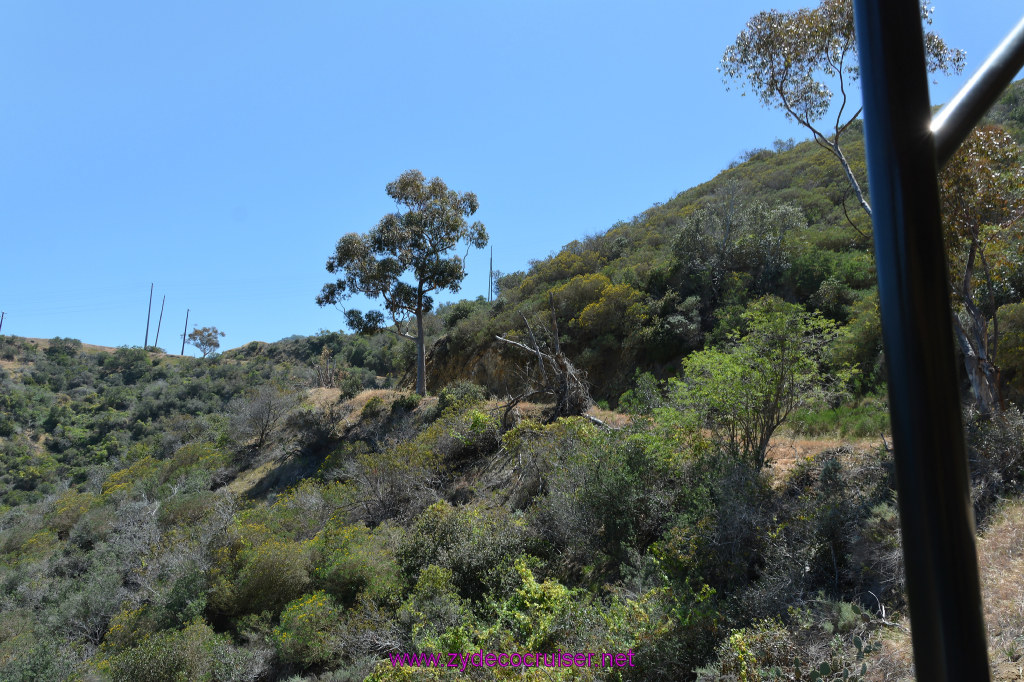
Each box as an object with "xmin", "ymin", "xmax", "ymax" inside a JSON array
[
  {"xmin": 103, "ymin": 619, "xmax": 264, "ymax": 682},
  {"xmin": 360, "ymin": 396, "xmax": 386, "ymax": 420},
  {"xmin": 398, "ymin": 501, "xmax": 527, "ymax": 602},
  {"xmin": 965, "ymin": 404, "xmax": 1024, "ymax": 519},
  {"xmin": 313, "ymin": 521, "xmax": 403, "ymax": 606},
  {"xmin": 788, "ymin": 395, "xmax": 889, "ymax": 438},
  {"xmin": 272, "ymin": 591, "xmax": 341, "ymax": 668},
  {"xmin": 398, "ymin": 564, "xmax": 475, "ymax": 652},
  {"xmin": 390, "ymin": 392, "xmax": 421, "ymax": 413},
  {"xmin": 208, "ymin": 537, "xmax": 312, "ymax": 618},
  {"xmin": 435, "ymin": 380, "xmax": 486, "ymax": 413}
]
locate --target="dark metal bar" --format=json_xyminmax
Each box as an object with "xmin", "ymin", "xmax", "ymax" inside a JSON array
[
  {"xmin": 852, "ymin": 1, "xmax": 990, "ymax": 680},
  {"xmin": 932, "ymin": 15, "xmax": 1024, "ymax": 167}
]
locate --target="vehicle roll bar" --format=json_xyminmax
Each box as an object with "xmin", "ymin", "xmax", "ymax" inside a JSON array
[{"xmin": 852, "ymin": 1, "xmax": 1024, "ymax": 678}]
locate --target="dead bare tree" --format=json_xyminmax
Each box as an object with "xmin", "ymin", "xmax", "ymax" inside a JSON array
[
  {"xmin": 495, "ymin": 304, "xmax": 603, "ymax": 428},
  {"xmin": 310, "ymin": 345, "xmax": 340, "ymax": 388}
]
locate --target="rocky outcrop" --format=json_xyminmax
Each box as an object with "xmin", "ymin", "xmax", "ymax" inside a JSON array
[{"xmin": 426, "ymin": 336, "xmax": 531, "ymax": 397}]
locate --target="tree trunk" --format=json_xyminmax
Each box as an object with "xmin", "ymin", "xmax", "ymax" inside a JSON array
[
  {"xmin": 415, "ymin": 312, "xmax": 426, "ymax": 396},
  {"xmin": 953, "ymin": 314, "xmax": 1000, "ymax": 415}
]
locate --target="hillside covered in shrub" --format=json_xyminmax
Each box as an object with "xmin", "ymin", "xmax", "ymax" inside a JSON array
[{"xmin": 3, "ymin": 80, "xmax": 1024, "ymax": 681}]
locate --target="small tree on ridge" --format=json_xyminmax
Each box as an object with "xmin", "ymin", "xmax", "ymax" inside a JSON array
[{"xmin": 187, "ymin": 326, "xmax": 225, "ymax": 358}]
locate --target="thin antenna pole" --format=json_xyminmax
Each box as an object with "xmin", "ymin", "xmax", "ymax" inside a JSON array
[
  {"xmin": 489, "ymin": 246, "xmax": 493, "ymax": 302},
  {"xmin": 181, "ymin": 308, "xmax": 190, "ymax": 355},
  {"xmin": 154, "ymin": 296, "xmax": 166, "ymax": 349},
  {"xmin": 144, "ymin": 283, "xmax": 154, "ymax": 348},
  {"xmin": 0, "ymin": 312, "xmax": 5, "ymax": 334}
]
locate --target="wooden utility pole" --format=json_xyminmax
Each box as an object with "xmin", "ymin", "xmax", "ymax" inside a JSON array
[
  {"xmin": 488, "ymin": 246, "xmax": 493, "ymax": 302},
  {"xmin": 180, "ymin": 308, "xmax": 190, "ymax": 355},
  {"xmin": 144, "ymin": 283, "xmax": 154, "ymax": 348},
  {"xmin": 154, "ymin": 296, "xmax": 166, "ymax": 349},
  {"xmin": 0, "ymin": 312, "xmax": 5, "ymax": 334}
]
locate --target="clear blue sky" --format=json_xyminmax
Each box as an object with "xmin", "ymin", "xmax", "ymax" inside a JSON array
[{"xmin": 1, "ymin": 1, "xmax": 1020, "ymax": 354}]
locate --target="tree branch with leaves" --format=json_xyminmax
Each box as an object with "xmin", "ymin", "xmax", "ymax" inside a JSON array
[{"xmin": 940, "ymin": 125, "xmax": 1024, "ymax": 414}]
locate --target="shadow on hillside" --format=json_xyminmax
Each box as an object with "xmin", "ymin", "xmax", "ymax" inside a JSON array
[{"xmin": 237, "ymin": 450, "xmax": 324, "ymax": 499}]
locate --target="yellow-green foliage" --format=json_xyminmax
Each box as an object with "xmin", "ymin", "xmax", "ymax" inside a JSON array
[
  {"xmin": 260, "ymin": 478, "xmax": 357, "ymax": 540},
  {"xmin": 549, "ymin": 275, "xmax": 648, "ymax": 339},
  {"xmin": 399, "ymin": 565, "xmax": 474, "ymax": 651},
  {"xmin": 435, "ymin": 406, "xmax": 499, "ymax": 460},
  {"xmin": 400, "ymin": 501, "xmax": 527, "ymax": 603},
  {"xmin": 486, "ymin": 557, "xmax": 577, "ymax": 652},
  {"xmin": 519, "ymin": 244, "xmax": 607, "ymax": 295},
  {"xmin": 832, "ymin": 291, "xmax": 883, "ymax": 392},
  {"xmin": 317, "ymin": 441, "xmax": 370, "ymax": 479},
  {"xmin": 3, "ymin": 527, "xmax": 58, "ymax": 563},
  {"xmin": 47, "ymin": 488, "xmax": 97, "ymax": 537},
  {"xmin": 550, "ymin": 273, "xmax": 612, "ymax": 319},
  {"xmin": 207, "ymin": 480, "xmax": 365, "ymax": 618},
  {"xmin": 998, "ymin": 302, "xmax": 1024, "ymax": 400},
  {"xmin": 157, "ymin": 491, "xmax": 219, "ymax": 529},
  {"xmin": 501, "ymin": 416, "xmax": 596, "ymax": 460},
  {"xmin": 103, "ymin": 604, "xmax": 162, "ymax": 653},
  {"xmin": 313, "ymin": 520, "xmax": 403, "ymax": 605},
  {"xmin": 574, "ymin": 283, "xmax": 647, "ymax": 335},
  {"xmin": 101, "ymin": 456, "xmax": 162, "ymax": 501},
  {"xmin": 3, "ymin": 448, "xmax": 58, "ymax": 495},
  {"xmin": 718, "ymin": 630, "xmax": 760, "ymax": 682},
  {"xmin": 272, "ymin": 590, "xmax": 340, "ymax": 668},
  {"xmin": 358, "ymin": 436, "xmax": 443, "ymax": 481},
  {"xmin": 209, "ymin": 532, "xmax": 312, "ymax": 617},
  {"xmin": 99, "ymin": 618, "xmax": 243, "ymax": 682},
  {"xmin": 361, "ymin": 395, "xmax": 387, "ymax": 420},
  {"xmin": 161, "ymin": 442, "xmax": 229, "ymax": 484},
  {"xmin": 0, "ymin": 609, "xmax": 36, "ymax": 670}
]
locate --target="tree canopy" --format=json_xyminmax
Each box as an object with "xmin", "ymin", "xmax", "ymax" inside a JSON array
[
  {"xmin": 721, "ymin": 0, "xmax": 965, "ymax": 223},
  {"xmin": 187, "ymin": 326, "xmax": 225, "ymax": 358},
  {"xmin": 675, "ymin": 296, "xmax": 853, "ymax": 469},
  {"xmin": 317, "ymin": 170, "xmax": 488, "ymax": 395}
]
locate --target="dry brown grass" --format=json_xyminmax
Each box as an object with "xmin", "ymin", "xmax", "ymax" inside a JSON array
[
  {"xmin": 479, "ymin": 399, "xmax": 632, "ymax": 429},
  {"xmin": 306, "ymin": 387, "xmax": 342, "ymax": 410},
  {"xmin": 335, "ymin": 389, "xmax": 411, "ymax": 426},
  {"xmin": 586, "ymin": 405, "xmax": 631, "ymax": 428},
  {"xmin": 862, "ymin": 499, "xmax": 1024, "ymax": 680},
  {"xmin": 978, "ymin": 501, "xmax": 1024, "ymax": 680},
  {"xmin": 764, "ymin": 435, "xmax": 882, "ymax": 479},
  {"xmin": 224, "ymin": 459, "xmax": 277, "ymax": 496}
]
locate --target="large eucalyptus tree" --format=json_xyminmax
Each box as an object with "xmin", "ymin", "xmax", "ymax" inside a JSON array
[{"xmin": 317, "ymin": 170, "xmax": 488, "ymax": 395}]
